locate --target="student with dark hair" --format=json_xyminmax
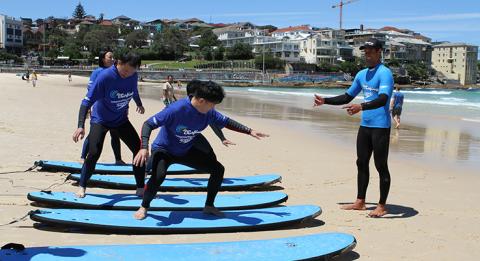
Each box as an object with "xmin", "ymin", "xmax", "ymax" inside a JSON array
[
  {"xmin": 80, "ymin": 50, "xmax": 125, "ymax": 165},
  {"xmin": 133, "ymin": 80, "xmax": 269, "ymax": 219},
  {"xmin": 72, "ymin": 52, "xmax": 146, "ymax": 198}
]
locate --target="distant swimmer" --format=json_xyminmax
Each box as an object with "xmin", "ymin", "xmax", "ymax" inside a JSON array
[
  {"xmin": 390, "ymin": 86, "xmax": 404, "ymax": 129},
  {"xmin": 314, "ymin": 38, "xmax": 394, "ymax": 217}
]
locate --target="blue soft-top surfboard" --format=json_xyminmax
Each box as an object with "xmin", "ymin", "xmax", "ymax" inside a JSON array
[
  {"xmin": 68, "ymin": 174, "xmax": 282, "ymax": 191},
  {"xmin": 36, "ymin": 160, "xmax": 199, "ymax": 175},
  {"xmin": 0, "ymin": 232, "xmax": 356, "ymax": 261},
  {"xmin": 27, "ymin": 191, "xmax": 288, "ymax": 210},
  {"xmin": 30, "ymin": 205, "xmax": 321, "ymax": 234}
]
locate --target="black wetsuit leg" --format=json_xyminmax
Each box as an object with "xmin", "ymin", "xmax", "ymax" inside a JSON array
[
  {"xmin": 110, "ymin": 131, "xmax": 122, "ymax": 162},
  {"xmin": 356, "ymin": 126, "xmax": 391, "ymax": 204},
  {"xmin": 371, "ymin": 127, "xmax": 391, "ymax": 204},
  {"xmin": 79, "ymin": 123, "xmax": 109, "ymax": 187},
  {"xmin": 114, "ymin": 121, "xmax": 146, "ymax": 189},
  {"xmin": 141, "ymin": 146, "xmax": 224, "ymax": 208}
]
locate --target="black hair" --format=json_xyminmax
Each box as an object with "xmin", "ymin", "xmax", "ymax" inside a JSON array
[
  {"xmin": 117, "ymin": 52, "xmax": 142, "ymax": 68},
  {"xmin": 98, "ymin": 49, "xmax": 113, "ymax": 68},
  {"xmin": 167, "ymin": 75, "xmax": 173, "ymax": 79},
  {"xmin": 186, "ymin": 80, "xmax": 225, "ymax": 104}
]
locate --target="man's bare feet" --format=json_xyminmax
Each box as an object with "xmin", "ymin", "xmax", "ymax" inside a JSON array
[
  {"xmin": 75, "ymin": 187, "xmax": 86, "ymax": 198},
  {"xmin": 134, "ymin": 207, "xmax": 147, "ymax": 220},
  {"xmin": 341, "ymin": 199, "xmax": 366, "ymax": 210},
  {"xmin": 115, "ymin": 159, "xmax": 126, "ymax": 165},
  {"xmin": 368, "ymin": 204, "xmax": 388, "ymax": 217},
  {"xmin": 135, "ymin": 187, "xmax": 144, "ymax": 197},
  {"xmin": 203, "ymin": 206, "xmax": 225, "ymax": 217}
]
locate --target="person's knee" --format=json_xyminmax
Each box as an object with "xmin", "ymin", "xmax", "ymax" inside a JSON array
[
  {"xmin": 212, "ymin": 162, "xmax": 225, "ymax": 177},
  {"xmin": 356, "ymin": 158, "xmax": 369, "ymax": 170}
]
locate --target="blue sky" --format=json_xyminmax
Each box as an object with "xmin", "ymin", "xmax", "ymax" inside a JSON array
[{"xmin": 1, "ymin": 0, "xmax": 479, "ymax": 48}]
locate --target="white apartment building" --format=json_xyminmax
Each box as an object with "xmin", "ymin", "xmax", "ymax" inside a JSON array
[
  {"xmin": 0, "ymin": 14, "xmax": 23, "ymax": 53},
  {"xmin": 252, "ymin": 36, "xmax": 302, "ymax": 63},
  {"xmin": 432, "ymin": 43, "xmax": 478, "ymax": 85},
  {"xmin": 300, "ymin": 29, "xmax": 353, "ymax": 64}
]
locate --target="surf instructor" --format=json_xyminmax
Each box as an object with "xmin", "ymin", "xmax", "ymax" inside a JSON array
[
  {"xmin": 313, "ymin": 38, "xmax": 394, "ymax": 217},
  {"xmin": 72, "ymin": 52, "xmax": 146, "ymax": 198}
]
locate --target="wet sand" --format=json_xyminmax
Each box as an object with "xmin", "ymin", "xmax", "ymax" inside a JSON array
[{"xmin": 0, "ymin": 73, "xmax": 479, "ymax": 260}]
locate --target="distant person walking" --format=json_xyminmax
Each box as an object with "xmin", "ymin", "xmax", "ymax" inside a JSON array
[
  {"xmin": 162, "ymin": 75, "xmax": 178, "ymax": 107},
  {"xmin": 31, "ymin": 70, "xmax": 38, "ymax": 87},
  {"xmin": 391, "ymin": 86, "xmax": 404, "ymax": 129},
  {"xmin": 313, "ymin": 38, "xmax": 394, "ymax": 217},
  {"xmin": 68, "ymin": 72, "xmax": 72, "ymax": 83}
]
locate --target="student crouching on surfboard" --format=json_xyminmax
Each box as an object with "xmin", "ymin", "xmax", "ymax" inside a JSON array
[
  {"xmin": 72, "ymin": 52, "xmax": 146, "ymax": 198},
  {"xmin": 133, "ymin": 80, "xmax": 269, "ymax": 219}
]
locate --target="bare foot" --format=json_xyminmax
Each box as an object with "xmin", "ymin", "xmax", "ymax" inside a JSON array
[
  {"xmin": 75, "ymin": 187, "xmax": 86, "ymax": 198},
  {"xmin": 203, "ymin": 206, "xmax": 225, "ymax": 217},
  {"xmin": 368, "ymin": 204, "xmax": 388, "ymax": 217},
  {"xmin": 135, "ymin": 187, "xmax": 144, "ymax": 197},
  {"xmin": 134, "ymin": 207, "xmax": 147, "ymax": 220},
  {"xmin": 341, "ymin": 199, "xmax": 366, "ymax": 210},
  {"xmin": 115, "ymin": 159, "xmax": 126, "ymax": 165}
]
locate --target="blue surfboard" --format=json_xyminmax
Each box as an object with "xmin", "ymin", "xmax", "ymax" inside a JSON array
[
  {"xmin": 36, "ymin": 160, "xmax": 199, "ymax": 175},
  {"xmin": 0, "ymin": 232, "xmax": 356, "ymax": 260},
  {"xmin": 30, "ymin": 205, "xmax": 321, "ymax": 234},
  {"xmin": 68, "ymin": 174, "xmax": 282, "ymax": 191},
  {"xmin": 27, "ymin": 191, "xmax": 288, "ymax": 210}
]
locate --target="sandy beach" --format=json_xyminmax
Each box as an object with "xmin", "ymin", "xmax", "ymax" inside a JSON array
[{"xmin": 0, "ymin": 72, "xmax": 479, "ymax": 260}]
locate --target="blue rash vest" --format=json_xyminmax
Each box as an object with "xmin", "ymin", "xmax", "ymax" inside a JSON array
[
  {"xmin": 347, "ymin": 63, "xmax": 394, "ymax": 128},
  {"xmin": 147, "ymin": 97, "xmax": 229, "ymax": 156},
  {"xmin": 81, "ymin": 65, "xmax": 142, "ymax": 128}
]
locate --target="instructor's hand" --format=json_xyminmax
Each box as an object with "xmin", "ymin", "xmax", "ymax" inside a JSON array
[
  {"xmin": 133, "ymin": 149, "xmax": 149, "ymax": 167},
  {"xmin": 222, "ymin": 139, "xmax": 236, "ymax": 147},
  {"xmin": 250, "ymin": 130, "xmax": 269, "ymax": 140},
  {"xmin": 72, "ymin": 128, "xmax": 85, "ymax": 143},
  {"xmin": 313, "ymin": 94, "xmax": 325, "ymax": 107},
  {"xmin": 136, "ymin": 106, "xmax": 145, "ymax": 114},
  {"xmin": 342, "ymin": 104, "xmax": 362, "ymax": 116}
]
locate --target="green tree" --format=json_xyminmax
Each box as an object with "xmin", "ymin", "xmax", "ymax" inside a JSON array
[
  {"xmin": 62, "ymin": 38, "xmax": 82, "ymax": 59},
  {"xmin": 125, "ymin": 30, "xmax": 149, "ymax": 48},
  {"xmin": 406, "ymin": 62, "xmax": 429, "ymax": 81},
  {"xmin": 73, "ymin": 2, "xmax": 86, "ymax": 19},
  {"xmin": 213, "ymin": 46, "xmax": 225, "ymax": 60},
  {"xmin": 226, "ymin": 43, "xmax": 253, "ymax": 60},
  {"xmin": 83, "ymin": 26, "xmax": 118, "ymax": 57},
  {"xmin": 317, "ymin": 62, "xmax": 339, "ymax": 72},
  {"xmin": 202, "ymin": 47, "xmax": 213, "ymax": 61},
  {"xmin": 198, "ymin": 30, "xmax": 219, "ymax": 49},
  {"xmin": 151, "ymin": 27, "xmax": 188, "ymax": 60},
  {"xmin": 254, "ymin": 53, "xmax": 284, "ymax": 70}
]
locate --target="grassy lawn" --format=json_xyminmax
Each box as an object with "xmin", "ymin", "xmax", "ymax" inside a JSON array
[
  {"xmin": 143, "ymin": 59, "xmax": 256, "ymax": 70},
  {"xmin": 143, "ymin": 60, "xmax": 207, "ymax": 69}
]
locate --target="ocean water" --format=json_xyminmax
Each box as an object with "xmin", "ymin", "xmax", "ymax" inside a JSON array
[{"xmin": 219, "ymin": 87, "xmax": 480, "ymax": 170}]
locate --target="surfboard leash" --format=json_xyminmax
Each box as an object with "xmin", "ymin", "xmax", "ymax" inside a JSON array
[
  {"xmin": 0, "ymin": 162, "xmax": 39, "ymax": 175},
  {"xmin": 0, "ymin": 210, "xmax": 35, "ymax": 227}
]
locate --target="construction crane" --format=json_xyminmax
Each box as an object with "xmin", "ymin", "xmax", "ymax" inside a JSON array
[{"xmin": 331, "ymin": 0, "xmax": 360, "ymax": 30}]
